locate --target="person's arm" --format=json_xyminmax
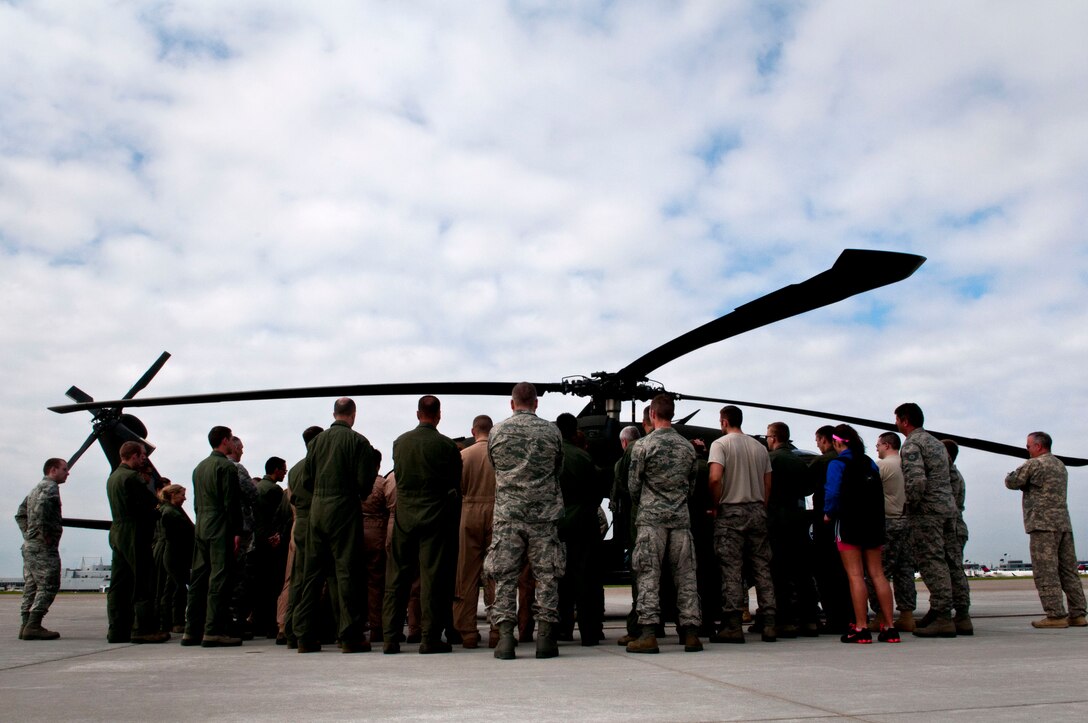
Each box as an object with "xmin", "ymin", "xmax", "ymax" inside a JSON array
[
  {"xmin": 900, "ymin": 441, "xmax": 925, "ymax": 506},
  {"xmin": 708, "ymin": 463, "xmax": 723, "ymax": 518},
  {"xmin": 627, "ymin": 445, "xmax": 645, "ymax": 507},
  {"xmin": 824, "ymin": 459, "xmax": 844, "ymax": 521},
  {"xmin": 1005, "ymin": 460, "xmax": 1031, "ymax": 490},
  {"xmin": 763, "ymin": 472, "xmax": 772, "ymax": 509}
]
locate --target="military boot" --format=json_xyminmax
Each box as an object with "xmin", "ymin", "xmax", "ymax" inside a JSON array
[
  {"xmin": 535, "ymin": 621, "xmax": 558, "ymax": 659},
  {"xmin": 761, "ymin": 614, "xmax": 777, "ymax": 643},
  {"xmin": 21, "ymin": 614, "xmax": 60, "ymax": 641},
  {"xmin": 626, "ymin": 625, "xmax": 660, "ymax": 654},
  {"xmin": 912, "ymin": 614, "xmax": 956, "ymax": 638},
  {"xmin": 953, "ymin": 612, "xmax": 974, "ymax": 636},
  {"xmin": 681, "ymin": 626, "xmax": 703, "ymax": 653},
  {"xmin": 894, "ymin": 611, "xmax": 916, "ymax": 632},
  {"xmin": 494, "ymin": 621, "xmax": 516, "ymax": 660},
  {"xmin": 710, "ymin": 612, "xmax": 745, "ymax": 644},
  {"xmin": 1069, "ymin": 615, "xmax": 1087, "ymax": 627},
  {"xmin": 18, "ymin": 612, "xmax": 29, "ymax": 640},
  {"xmin": 1031, "ymin": 616, "xmax": 1069, "ymax": 629}
]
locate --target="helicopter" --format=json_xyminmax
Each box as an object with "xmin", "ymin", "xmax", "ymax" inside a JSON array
[{"xmin": 49, "ymin": 248, "xmax": 1087, "ymax": 537}]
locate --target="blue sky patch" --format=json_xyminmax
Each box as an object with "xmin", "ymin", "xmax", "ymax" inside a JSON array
[{"xmin": 954, "ymin": 274, "xmax": 992, "ymax": 300}]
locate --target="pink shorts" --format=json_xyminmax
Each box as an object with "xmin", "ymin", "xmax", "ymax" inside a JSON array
[{"xmin": 837, "ymin": 541, "xmax": 883, "ymax": 552}]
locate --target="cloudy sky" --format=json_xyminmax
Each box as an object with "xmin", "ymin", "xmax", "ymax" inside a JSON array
[{"xmin": 2, "ymin": 0, "xmax": 1085, "ymax": 576}]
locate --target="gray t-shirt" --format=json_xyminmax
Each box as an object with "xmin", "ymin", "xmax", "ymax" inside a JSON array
[
  {"xmin": 708, "ymin": 432, "xmax": 771, "ymax": 504},
  {"xmin": 877, "ymin": 454, "xmax": 906, "ymax": 518}
]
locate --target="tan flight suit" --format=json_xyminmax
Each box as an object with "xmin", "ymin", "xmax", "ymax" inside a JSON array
[
  {"xmin": 453, "ymin": 439, "xmax": 496, "ymax": 641},
  {"xmin": 362, "ymin": 474, "xmax": 394, "ymax": 638}
]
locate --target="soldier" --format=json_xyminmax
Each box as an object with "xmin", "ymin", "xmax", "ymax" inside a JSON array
[
  {"xmin": 382, "ymin": 396, "xmax": 463, "ymax": 654},
  {"xmin": 281, "ymin": 425, "xmax": 324, "ymax": 648},
  {"xmin": 453, "ymin": 415, "xmax": 497, "ymax": 648},
  {"xmin": 895, "ymin": 402, "xmax": 962, "ymax": 638},
  {"xmin": 155, "ymin": 484, "xmax": 193, "ymax": 635},
  {"xmin": 765, "ymin": 422, "xmax": 820, "ymax": 637},
  {"xmin": 625, "ymin": 394, "xmax": 702, "ymax": 654},
  {"xmin": 15, "ymin": 458, "xmax": 69, "ymax": 640},
  {"xmin": 226, "ymin": 436, "xmax": 258, "ymax": 639},
  {"xmin": 942, "ymin": 439, "xmax": 972, "ymax": 635},
  {"xmin": 294, "ymin": 398, "xmax": 378, "ymax": 653},
  {"xmin": 708, "ymin": 405, "xmax": 776, "ymax": 644},
  {"xmin": 485, "ymin": 382, "xmax": 566, "ymax": 660},
  {"xmin": 613, "ymin": 424, "xmax": 643, "ymax": 646},
  {"xmin": 106, "ymin": 441, "xmax": 169, "ymax": 644},
  {"xmin": 361, "ymin": 453, "xmax": 394, "ymax": 643},
  {"xmin": 184, "ymin": 426, "xmax": 244, "ymax": 647},
  {"xmin": 1005, "ymin": 432, "xmax": 1087, "ymax": 628},
  {"xmin": 556, "ymin": 412, "xmax": 604, "ymax": 646},
  {"xmin": 252, "ymin": 457, "xmax": 287, "ymax": 638},
  {"xmin": 871, "ymin": 432, "xmax": 916, "ymax": 631}
]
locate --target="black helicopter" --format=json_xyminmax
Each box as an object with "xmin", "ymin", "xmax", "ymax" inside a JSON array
[{"xmin": 50, "ymin": 248, "xmax": 1087, "ymax": 539}]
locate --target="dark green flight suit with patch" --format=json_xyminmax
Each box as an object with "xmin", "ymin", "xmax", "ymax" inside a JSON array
[
  {"xmin": 294, "ymin": 421, "xmax": 377, "ymax": 647},
  {"xmin": 106, "ymin": 463, "xmax": 161, "ymax": 641},
  {"xmin": 284, "ymin": 456, "xmax": 312, "ymax": 642},
  {"xmin": 186, "ymin": 450, "xmax": 242, "ymax": 638},
  {"xmin": 383, "ymin": 423, "xmax": 462, "ymax": 644}
]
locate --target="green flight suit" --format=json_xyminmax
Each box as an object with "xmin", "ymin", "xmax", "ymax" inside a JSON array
[
  {"xmin": 558, "ymin": 440, "xmax": 603, "ymax": 640},
  {"xmin": 106, "ymin": 463, "xmax": 161, "ymax": 640},
  {"xmin": 294, "ymin": 421, "xmax": 377, "ymax": 646},
  {"xmin": 186, "ymin": 450, "xmax": 242, "ymax": 638},
  {"xmin": 383, "ymin": 423, "xmax": 462, "ymax": 644},
  {"xmin": 284, "ymin": 456, "xmax": 311, "ymax": 641}
]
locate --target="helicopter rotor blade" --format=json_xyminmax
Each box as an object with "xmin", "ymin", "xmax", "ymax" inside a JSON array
[
  {"xmin": 675, "ymin": 394, "xmax": 1087, "ymax": 467},
  {"xmin": 122, "ymin": 351, "xmax": 172, "ymax": 400},
  {"xmin": 49, "ymin": 381, "xmax": 566, "ymax": 414},
  {"xmin": 67, "ymin": 431, "xmax": 101, "ymax": 468},
  {"xmin": 62, "ymin": 518, "xmax": 112, "ymax": 531},
  {"xmin": 617, "ymin": 249, "xmax": 925, "ymax": 382}
]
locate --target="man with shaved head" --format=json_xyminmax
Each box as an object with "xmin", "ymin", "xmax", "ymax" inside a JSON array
[
  {"xmin": 453, "ymin": 414, "xmax": 498, "ymax": 648},
  {"xmin": 486, "ymin": 382, "xmax": 566, "ymax": 660}
]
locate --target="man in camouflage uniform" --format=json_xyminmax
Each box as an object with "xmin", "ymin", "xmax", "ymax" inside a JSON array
[
  {"xmin": 895, "ymin": 403, "xmax": 963, "ymax": 638},
  {"xmin": 294, "ymin": 398, "xmax": 378, "ymax": 653},
  {"xmin": 485, "ymin": 382, "xmax": 565, "ymax": 660},
  {"xmin": 612, "ymin": 424, "xmax": 643, "ymax": 645},
  {"xmin": 942, "ymin": 439, "xmax": 972, "ymax": 634},
  {"xmin": 184, "ymin": 426, "xmax": 244, "ymax": 647},
  {"xmin": 15, "ymin": 458, "xmax": 69, "ymax": 640},
  {"xmin": 383, "ymin": 395, "xmax": 463, "ymax": 654},
  {"xmin": 626, "ymin": 394, "xmax": 703, "ymax": 654},
  {"xmin": 1005, "ymin": 431, "xmax": 1087, "ymax": 628},
  {"xmin": 708, "ymin": 405, "xmax": 776, "ymax": 643},
  {"xmin": 872, "ymin": 432, "xmax": 916, "ymax": 631}
]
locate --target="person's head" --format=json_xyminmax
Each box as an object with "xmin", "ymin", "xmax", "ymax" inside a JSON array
[
  {"xmin": 302, "ymin": 425, "xmax": 323, "ymax": 445},
  {"xmin": 766, "ymin": 422, "xmax": 790, "ymax": 451},
  {"xmin": 119, "ymin": 440, "xmax": 148, "ymax": 467},
  {"xmin": 641, "ymin": 406, "xmax": 653, "ymax": 435},
  {"xmin": 43, "ymin": 458, "xmax": 70, "ymax": 484},
  {"xmin": 650, "ymin": 394, "xmax": 675, "ymax": 426},
  {"xmin": 229, "ymin": 436, "xmax": 244, "ymax": 461},
  {"xmin": 619, "ymin": 425, "xmax": 640, "ymax": 450},
  {"xmin": 333, "ymin": 397, "xmax": 357, "ymax": 424},
  {"xmin": 876, "ymin": 432, "xmax": 900, "ymax": 459},
  {"xmin": 556, "ymin": 413, "xmax": 578, "ymax": 441},
  {"xmin": 417, "ymin": 395, "xmax": 441, "ymax": 425},
  {"xmin": 894, "ymin": 402, "xmax": 924, "ymax": 433},
  {"xmin": 1027, "ymin": 431, "xmax": 1052, "ymax": 458},
  {"xmin": 511, "ymin": 382, "xmax": 538, "ymax": 412},
  {"xmin": 719, "ymin": 405, "xmax": 743, "ymax": 431},
  {"xmin": 158, "ymin": 483, "xmax": 186, "ymax": 506},
  {"xmin": 815, "ymin": 425, "xmax": 835, "ymax": 454},
  {"xmin": 941, "ymin": 439, "xmax": 959, "ymax": 464},
  {"xmin": 265, "ymin": 456, "xmax": 287, "ymax": 480},
  {"xmin": 208, "ymin": 426, "xmax": 233, "ymax": 451},
  {"xmin": 831, "ymin": 424, "xmax": 865, "ymax": 455},
  {"xmin": 471, "ymin": 415, "xmax": 493, "ymax": 441}
]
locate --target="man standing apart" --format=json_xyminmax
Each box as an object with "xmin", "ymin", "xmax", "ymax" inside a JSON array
[
  {"xmin": 486, "ymin": 382, "xmax": 565, "ymax": 660},
  {"xmin": 453, "ymin": 415, "xmax": 497, "ymax": 648},
  {"xmin": 295, "ymin": 398, "xmax": 377, "ymax": 653},
  {"xmin": 873, "ymin": 432, "xmax": 916, "ymax": 631},
  {"xmin": 107, "ymin": 441, "xmax": 168, "ymax": 644},
  {"xmin": 15, "ymin": 458, "xmax": 69, "ymax": 640},
  {"xmin": 185, "ymin": 426, "xmax": 243, "ymax": 647},
  {"xmin": 1005, "ymin": 432, "xmax": 1087, "ymax": 628},
  {"xmin": 383, "ymin": 395, "xmax": 463, "ymax": 654},
  {"xmin": 708, "ymin": 405, "xmax": 776, "ymax": 643},
  {"xmin": 626, "ymin": 394, "xmax": 703, "ymax": 654},
  {"xmin": 895, "ymin": 402, "xmax": 963, "ymax": 638}
]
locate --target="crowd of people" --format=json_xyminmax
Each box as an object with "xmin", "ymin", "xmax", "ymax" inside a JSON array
[{"xmin": 16, "ymin": 387, "xmax": 1087, "ymax": 653}]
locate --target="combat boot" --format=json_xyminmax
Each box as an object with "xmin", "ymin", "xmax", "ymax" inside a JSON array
[
  {"xmin": 710, "ymin": 612, "xmax": 745, "ymax": 644},
  {"xmin": 761, "ymin": 614, "xmax": 777, "ymax": 643},
  {"xmin": 18, "ymin": 613, "xmax": 29, "ymax": 640},
  {"xmin": 953, "ymin": 612, "xmax": 974, "ymax": 636},
  {"xmin": 1031, "ymin": 616, "xmax": 1069, "ymax": 629},
  {"xmin": 535, "ymin": 621, "xmax": 558, "ymax": 659},
  {"xmin": 1069, "ymin": 615, "xmax": 1087, "ymax": 627},
  {"xmin": 894, "ymin": 611, "xmax": 916, "ymax": 632},
  {"xmin": 494, "ymin": 621, "xmax": 516, "ymax": 660},
  {"xmin": 487, "ymin": 627, "xmax": 500, "ymax": 648},
  {"xmin": 912, "ymin": 614, "xmax": 956, "ymax": 638},
  {"xmin": 21, "ymin": 614, "xmax": 60, "ymax": 641},
  {"xmin": 626, "ymin": 625, "xmax": 659, "ymax": 654},
  {"xmin": 681, "ymin": 626, "xmax": 703, "ymax": 653}
]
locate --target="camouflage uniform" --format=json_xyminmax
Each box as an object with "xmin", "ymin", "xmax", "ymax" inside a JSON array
[
  {"xmin": 901, "ymin": 428, "xmax": 958, "ymax": 617},
  {"xmin": 1006, "ymin": 453, "xmax": 1086, "ymax": 619},
  {"xmin": 484, "ymin": 410, "xmax": 565, "ymax": 625},
  {"xmin": 628, "ymin": 427, "xmax": 701, "ymax": 627},
  {"xmin": 16, "ymin": 477, "xmax": 63, "ymax": 622},
  {"xmin": 872, "ymin": 455, "xmax": 915, "ymax": 614},
  {"xmin": 947, "ymin": 463, "xmax": 971, "ymax": 615}
]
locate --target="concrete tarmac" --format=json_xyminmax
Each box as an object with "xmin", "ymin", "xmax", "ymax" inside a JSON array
[{"xmin": 2, "ymin": 579, "xmax": 1086, "ymax": 721}]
